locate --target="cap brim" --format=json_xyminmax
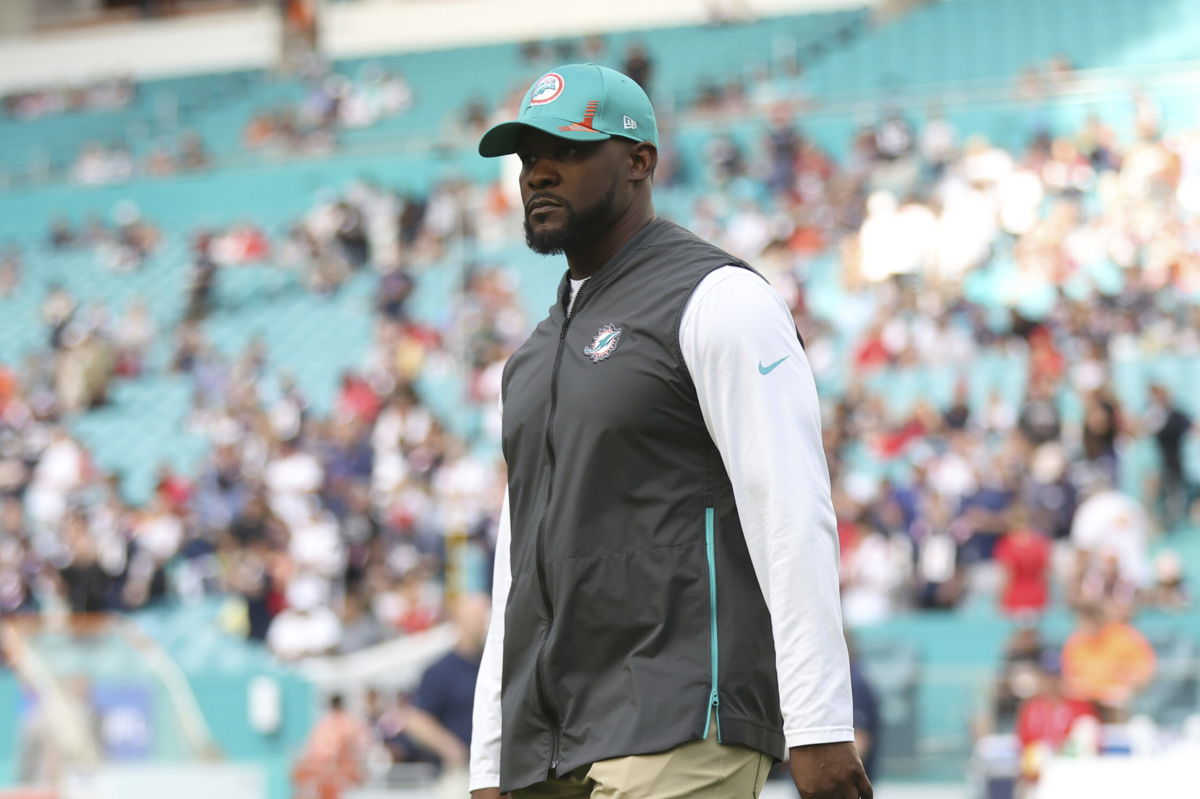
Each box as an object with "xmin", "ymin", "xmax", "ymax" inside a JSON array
[{"xmin": 478, "ymin": 118, "xmax": 611, "ymax": 157}]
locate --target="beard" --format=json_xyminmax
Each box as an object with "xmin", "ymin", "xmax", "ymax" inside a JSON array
[{"xmin": 524, "ymin": 177, "xmax": 619, "ymax": 255}]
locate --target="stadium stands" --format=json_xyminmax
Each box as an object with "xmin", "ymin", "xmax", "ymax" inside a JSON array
[
  {"xmin": 0, "ymin": 7, "xmax": 868, "ymax": 186},
  {"xmin": 802, "ymin": 0, "xmax": 1200, "ymax": 97}
]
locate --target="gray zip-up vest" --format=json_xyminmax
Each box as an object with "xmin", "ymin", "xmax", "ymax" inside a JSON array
[{"xmin": 498, "ymin": 218, "xmax": 785, "ymax": 792}]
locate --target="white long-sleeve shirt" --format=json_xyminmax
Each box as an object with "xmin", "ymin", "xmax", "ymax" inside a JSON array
[{"xmin": 469, "ymin": 266, "xmax": 853, "ymax": 791}]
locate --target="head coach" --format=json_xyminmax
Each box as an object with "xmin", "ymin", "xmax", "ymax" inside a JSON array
[{"xmin": 467, "ymin": 63, "xmax": 872, "ymax": 799}]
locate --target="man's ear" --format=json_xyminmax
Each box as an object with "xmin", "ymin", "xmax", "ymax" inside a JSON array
[{"xmin": 628, "ymin": 142, "xmax": 658, "ymax": 183}]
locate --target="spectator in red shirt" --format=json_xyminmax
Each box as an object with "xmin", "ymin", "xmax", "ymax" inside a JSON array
[
  {"xmin": 1027, "ymin": 327, "xmax": 1065, "ymax": 384},
  {"xmin": 1015, "ymin": 653, "xmax": 1098, "ymax": 781},
  {"xmin": 154, "ymin": 462, "xmax": 192, "ymax": 513},
  {"xmin": 995, "ymin": 511, "xmax": 1051, "ymax": 616},
  {"xmin": 853, "ymin": 320, "xmax": 890, "ymax": 371},
  {"xmin": 335, "ymin": 372, "xmax": 380, "ymax": 424}
]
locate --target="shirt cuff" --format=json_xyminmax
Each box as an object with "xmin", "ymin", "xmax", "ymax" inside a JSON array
[
  {"xmin": 468, "ymin": 773, "xmax": 501, "ymax": 792},
  {"xmin": 785, "ymin": 726, "xmax": 856, "ymax": 748}
]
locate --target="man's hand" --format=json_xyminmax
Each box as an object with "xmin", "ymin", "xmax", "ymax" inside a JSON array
[
  {"xmin": 469, "ymin": 790, "xmax": 507, "ymax": 799},
  {"xmin": 789, "ymin": 741, "xmax": 872, "ymax": 798}
]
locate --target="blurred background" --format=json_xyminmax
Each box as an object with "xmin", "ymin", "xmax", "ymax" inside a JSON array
[{"xmin": 0, "ymin": 0, "xmax": 1197, "ymax": 798}]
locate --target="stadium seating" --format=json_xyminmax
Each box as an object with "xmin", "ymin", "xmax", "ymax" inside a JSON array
[
  {"xmin": 0, "ymin": 8, "xmax": 867, "ymax": 183},
  {"xmin": 8, "ymin": 0, "xmax": 1200, "ymax": 183},
  {"xmin": 803, "ymin": 0, "xmax": 1200, "ymax": 97}
]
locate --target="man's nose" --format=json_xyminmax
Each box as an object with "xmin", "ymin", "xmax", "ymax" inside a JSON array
[{"xmin": 525, "ymin": 158, "xmax": 559, "ymax": 190}]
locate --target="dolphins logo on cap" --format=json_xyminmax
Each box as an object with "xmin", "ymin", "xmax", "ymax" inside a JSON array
[{"xmin": 530, "ymin": 73, "xmax": 565, "ymax": 105}]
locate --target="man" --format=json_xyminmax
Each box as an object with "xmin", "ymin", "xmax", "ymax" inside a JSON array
[
  {"xmin": 1060, "ymin": 602, "xmax": 1155, "ymax": 722},
  {"xmin": 469, "ymin": 63, "xmax": 869, "ymax": 799},
  {"xmin": 1068, "ymin": 474, "xmax": 1151, "ymax": 593},
  {"xmin": 846, "ymin": 636, "xmax": 880, "ymax": 782},
  {"xmin": 404, "ymin": 594, "xmax": 490, "ymax": 799},
  {"xmin": 292, "ymin": 694, "xmax": 370, "ymax": 799},
  {"xmin": 1144, "ymin": 383, "xmax": 1195, "ymax": 530},
  {"xmin": 1014, "ymin": 653, "xmax": 1098, "ymax": 783}
]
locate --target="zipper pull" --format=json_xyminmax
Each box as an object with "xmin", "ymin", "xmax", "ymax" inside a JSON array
[{"xmin": 708, "ymin": 688, "xmax": 722, "ymax": 742}]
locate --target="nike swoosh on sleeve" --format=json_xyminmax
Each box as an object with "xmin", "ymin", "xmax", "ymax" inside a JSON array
[{"xmin": 758, "ymin": 356, "xmax": 788, "ymax": 375}]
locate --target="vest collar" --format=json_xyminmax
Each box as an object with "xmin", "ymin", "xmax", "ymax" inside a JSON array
[{"xmin": 554, "ymin": 217, "xmax": 673, "ymax": 316}]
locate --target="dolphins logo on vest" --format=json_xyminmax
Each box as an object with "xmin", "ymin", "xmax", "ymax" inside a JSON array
[{"xmin": 583, "ymin": 323, "xmax": 623, "ymax": 363}]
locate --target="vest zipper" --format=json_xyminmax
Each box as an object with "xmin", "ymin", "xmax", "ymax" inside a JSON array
[
  {"xmin": 703, "ymin": 506, "xmax": 722, "ymax": 742},
  {"xmin": 533, "ymin": 279, "xmax": 589, "ymax": 776}
]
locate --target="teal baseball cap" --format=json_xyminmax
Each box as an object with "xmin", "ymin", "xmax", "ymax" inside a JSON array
[{"xmin": 478, "ymin": 63, "xmax": 658, "ymax": 158}]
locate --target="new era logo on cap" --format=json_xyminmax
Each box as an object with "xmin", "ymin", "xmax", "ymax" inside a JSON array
[{"xmin": 623, "ymin": 115, "xmax": 638, "ymax": 130}]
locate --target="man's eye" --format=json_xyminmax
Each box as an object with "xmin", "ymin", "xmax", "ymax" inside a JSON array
[{"xmin": 558, "ymin": 146, "xmax": 580, "ymax": 160}]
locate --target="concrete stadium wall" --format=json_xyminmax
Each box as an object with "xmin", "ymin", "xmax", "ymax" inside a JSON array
[
  {"xmin": 324, "ymin": 0, "xmax": 873, "ymax": 58},
  {"xmin": 0, "ymin": 0, "xmax": 875, "ymax": 93},
  {"xmin": 0, "ymin": 6, "xmax": 281, "ymax": 93}
]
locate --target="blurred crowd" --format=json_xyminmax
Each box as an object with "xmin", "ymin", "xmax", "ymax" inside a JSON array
[
  {"xmin": 986, "ymin": 603, "xmax": 1160, "ymax": 787},
  {"xmin": 243, "ymin": 64, "xmax": 413, "ymax": 156},
  {"xmin": 69, "ymin": 133, "xmax": 211, "ymax": 187},
  {"xmin": 0, "ymin": 202, "xmax": 163, "ymax": 417},
  {"xmin": 0, "ymin": 177, "xmax": 522, "ymax": 677},
  {"xmin": 684, "ymin": 97, "xmax": 1199, "ymax": 626},
  {"xmin": 2, "ymin": 76, "xmax": 135, "ymax": 121},
  {"xmin": 47, "ymin": 202, "xmax": 163, "ymax": 271}
]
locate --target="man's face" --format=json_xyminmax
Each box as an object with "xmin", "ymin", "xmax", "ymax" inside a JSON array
[
  {"xmin": 1041, "ymin": 670, "xmax": 1062, "ymax": 699},
  {"xmin": 515, "ymin": 129, "xmax": 627, "ymax": 255},
  {"xmin": 1079, "ymin": 612, "xmax": 1102, "ymax": 638}
]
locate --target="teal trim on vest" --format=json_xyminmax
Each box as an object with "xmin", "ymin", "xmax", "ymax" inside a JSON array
[{"xmin": 703, "ymin": 506, "xmax": 722, "ymax": 742}]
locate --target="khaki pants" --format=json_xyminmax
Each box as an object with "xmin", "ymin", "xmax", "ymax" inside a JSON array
[{"xmin": 512, "ymin": 717, "xmax": 772, "ymax": 799}]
